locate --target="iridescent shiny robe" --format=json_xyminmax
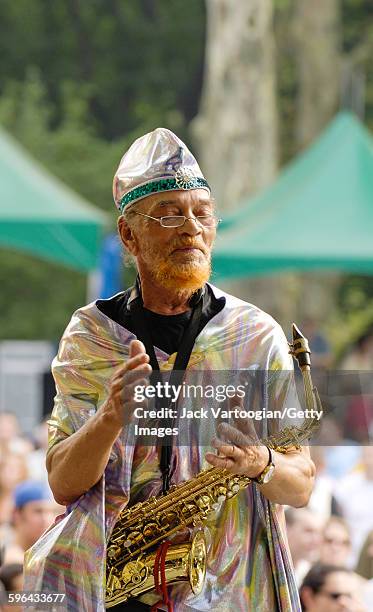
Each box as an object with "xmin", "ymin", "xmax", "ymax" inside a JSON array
[{"xmin": 24, "ymin": 285, "xmax": 301, "ymax": 611}]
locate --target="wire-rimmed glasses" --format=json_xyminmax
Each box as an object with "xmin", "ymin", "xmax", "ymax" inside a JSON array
[{"xmin": 132, "ymin": 211, "xmax": 222, "ymax": 228}]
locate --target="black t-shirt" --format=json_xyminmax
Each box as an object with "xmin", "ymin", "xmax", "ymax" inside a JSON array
[{"xmin": 96, "ymin": 284, "xmax": 225, "ymax": 355}]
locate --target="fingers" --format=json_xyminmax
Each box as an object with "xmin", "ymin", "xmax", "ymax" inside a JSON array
[
  {"xmin": 113, "ymin": 353, "xmax": 151, "ymax": 379},
  {"xmin": 205, "ymin": 451, "xmax": 235, "ymax": 470},
  {"xmin": 239, "ymin": 415, "xmax": 260, "ymax": 441},
  {"xmin": 123, "ymin": 365, "xmax": 151, "ymax": 386},
  {"xmin": 212, "ymin": 438, "xmax": 244, "ymax": 460},
  {"xmin": 121, "ymin": 379, "xmax": 148, "ymax": 402},
  {"xmin": 111, "ymin": 344, "xmax": 152, "ymax": 386},
  {"xmin": 103, "ymin": 342, "xmax": 153, "ymax": 427},
  {"xmin": 111, "ymin": 375, "xmax": 146, "ymax": 397},
  {"xmin": 217, "ymin": 422, "xmax": 252, "ymax": 447},
  {"xmin": 129, "ymin": 339, "xmax": 147, "ymax": 358},
  {"xmin": 228, "ymin": 393, "xmax": 244, "ymax": 412},
  {"xmin": 110, "ymin": 341, "xmax": 152, "ymax": 401}
]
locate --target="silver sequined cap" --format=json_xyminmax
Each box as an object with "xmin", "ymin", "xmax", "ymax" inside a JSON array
[{"xmin": 113, "ymin": 127, "xmax": 210, "ymax": 212}]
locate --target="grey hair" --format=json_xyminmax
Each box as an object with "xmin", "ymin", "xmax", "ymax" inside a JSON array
[
  {"xmin": 118, "ymin": 203, "xmax": 151, "ymax": 268},
  {"xmin": 118, "ymin": 205, "xmax": 138, "ymax": 268}
]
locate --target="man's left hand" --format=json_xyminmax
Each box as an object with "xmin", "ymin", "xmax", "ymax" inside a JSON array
[{"xmin": 205, "ymin": 421, "xmax": 270, "ymax": 479}]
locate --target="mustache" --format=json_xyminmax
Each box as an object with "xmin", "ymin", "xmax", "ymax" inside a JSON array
[{"xmin": 169, "ymin": 238, "xmax": 208, "ymax": 253}]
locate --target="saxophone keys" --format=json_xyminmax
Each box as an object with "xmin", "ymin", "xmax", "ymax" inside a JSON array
[
  {"xmin": 143, "ymin": 523, "xmax": 158, "ymax": 538},
  {"xmin": 196, "ymin": 495, "xmax": 211, "ymax": 510},
  {"xmin": 182, "ymin": 503, "xmax": 197, "ymax": 515},
  {"xmin": 107, "ymin": 545, "xmax": 121, "ymax": 559},
  {"xmin": 160, "ymin": 511, "xmax": 178, "ymax": 525},
  {"xmin": 125, "ymin": 531, "xmax": 142, "ymax": 546},
  {"xmin": 213, "ymin": 484, "xmax": 227, "ymax": 502},
  {"xmin": 121, "ymin": 560, "xmax": 147, "ymax": 585}
]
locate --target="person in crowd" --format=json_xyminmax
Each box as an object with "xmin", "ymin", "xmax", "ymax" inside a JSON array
[
  {"xmin": 0, "ymin": 563, "xmax": 23, "ymax": 590},
  {"xmin": 307, "ymin": 447, "xmax": 339, "ymax": 520},
  {"xmin": 333, "ymin": 446, "xmax": 373, "ymax": 564},
  {"xmin": 317, "ymin": 415, "xmax": 361, "ymax": 480},
  {"xmin": 1, "ymin": 480, "xmax": 62, "ymax": 565},
  {"xmin": 0, "ymin": 413, "xmax": 20, "ymax": 448},
  {"xmin": 340, "ymin": 330, "xmax": 373, "ymax": 442},
  {"xmin": 300, "ymin": 563, "xmax": 367, "ymax": 611},
  {"xmin": 28, "ymin": 417, "xmax": 50, "ymax": 482},
  {"xmin": 301, "ymin": 318, "xmax": 333, "ymax": 369},
  {"xmin": 319, "ymin": 517, "xmax": 352, "ymax": 568},
  {"xmin": 355, "ymin": 529, "xmax": 373, "ymax": 580},
  {"xmin": 23, "ymin": 127, "xmax": 315, "ymax": 611},
  {"xmin": 286, "ymin": 507, "xmax": 324, "ymax": 586},
  {"xmin": 340, "ymin": 330, "xmax": 373, "ymax": 372},
  {"xmin": 0, "ymin": 412, "xmax": 33, "ymax": 456},
  {"xmin": 0, "ymin": 453, "xmax": 28, "ymax": 527},
  {"xmin": 0, "ymin": 563, "xmax": 23, "ymax": 612}
]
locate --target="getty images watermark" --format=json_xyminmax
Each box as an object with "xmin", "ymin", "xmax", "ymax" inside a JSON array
[{"xmin": 131, "ymin": 380, "xmax": 322, "ymax": 439}]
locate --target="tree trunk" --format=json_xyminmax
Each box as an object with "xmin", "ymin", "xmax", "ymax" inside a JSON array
[
  {"xmin": 192, "ymin": 0, "xmax": 300, "ymax": 323},
  {"xmin": 294, "ymin": 0, "xmax": 341, "ymax": 150},
  {"xmin": 293, "ymin": 0, "xmax": 342, "ymax": 324},
  {"xmin": 191, "ymin": 0, "xmax": 278, "ymax": 212}
]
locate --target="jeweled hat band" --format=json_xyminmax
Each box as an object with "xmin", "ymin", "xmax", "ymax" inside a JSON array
[{"xmin": 119, "ymin": 176, "xmax": 210, "ymax": 213}]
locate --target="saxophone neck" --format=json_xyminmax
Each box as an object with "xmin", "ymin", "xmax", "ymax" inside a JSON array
[
  {"xmin": 289, "ymin": 323, "xmax": 311, "ymax": 371},
  {"xmin": 288, "ymin": 322, "xmax": 323, "ymax": 418}
]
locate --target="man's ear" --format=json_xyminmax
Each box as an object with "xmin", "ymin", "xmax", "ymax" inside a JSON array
[{"xmin": 117, "ymin": 216, "xmax": 139, "ymax": 256}]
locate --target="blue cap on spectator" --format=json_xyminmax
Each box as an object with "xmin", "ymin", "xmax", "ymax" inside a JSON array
[{"xmin": 13, "ymin": 480, "xmax": 52, "ymax": 509}]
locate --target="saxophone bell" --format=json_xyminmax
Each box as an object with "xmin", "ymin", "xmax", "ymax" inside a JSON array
[{"xmin": 106, "ymin": 530, "xmax": 206, "ymax": 608}]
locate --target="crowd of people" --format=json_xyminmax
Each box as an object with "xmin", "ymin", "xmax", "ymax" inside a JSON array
[
  {"xmin": 287, "ymin": 447, "xmax": 373, "ymax": 609},
  {"xmin": 289, "ymin": 322, "xmax": 373, "ymax": 609},
  {"xmin": 0, "ymin": 412, "xmax": 64, "ymax": 612}
]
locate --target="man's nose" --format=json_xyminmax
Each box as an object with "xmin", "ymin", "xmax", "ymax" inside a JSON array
[{"xmin": 179, "ymin": 217, "xmax": 202, "ymax": 236}]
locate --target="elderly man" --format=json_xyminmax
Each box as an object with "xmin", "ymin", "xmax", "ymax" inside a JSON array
[{"xmin": 24, "ymin": 128, "xmax": 314, "ymax": 611}]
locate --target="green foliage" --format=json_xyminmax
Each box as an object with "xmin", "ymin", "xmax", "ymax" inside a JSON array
[
  {"xmin": 0, "ymin": 249, "xmax": 86, "ymax": 340},
  {"xmin": 0, "ymin": 0, "xmax": 372, "ymax": 343},
  {"xmin": 0, "ymin": 1, "xmax": 206, "ymax": 340},
  {"xmin": 0, "ymin": 0, "xmax": 205, "ymax": 140}
]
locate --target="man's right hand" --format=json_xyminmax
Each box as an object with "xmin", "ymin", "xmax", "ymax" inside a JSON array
[
  {"xmin": 101, "ymin": 339, "xmax": 152, "ymax": 429},
  {"xmin": 47, "ymin": 339, "xmax": 152, "ymax": 505}
]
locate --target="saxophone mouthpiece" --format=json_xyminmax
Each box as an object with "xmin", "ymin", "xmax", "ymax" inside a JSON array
[
  {"xmin": 290, "ymin": 323, "xmax": 311, "ymax": 369},
  {"xmin": 292, "ymin": 323, "xmax": 303, "ymax": 342}
]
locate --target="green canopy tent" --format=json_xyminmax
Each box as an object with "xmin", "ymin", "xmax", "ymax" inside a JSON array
[
  {"xmin": 0, "ymin": 127, "xmax": 108, "ymax": 271},
  {"xmin": 213, "ymin": 112, "xmax": 373, "ymax": 280}
]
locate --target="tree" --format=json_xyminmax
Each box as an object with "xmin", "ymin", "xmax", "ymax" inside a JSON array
[
  {"xmin": 192, "ymin": 0, "xmax": 278, "ymax": 212},
  {"xmin": 294, "ymin": 0, "xmax": 341, "ymax": 150},
  {"xmin": 292, "ymin": 0, "xmax": 342, "ymax": 322}
]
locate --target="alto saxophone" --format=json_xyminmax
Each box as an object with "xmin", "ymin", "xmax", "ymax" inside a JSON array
[{"xmin": 105, "ymin": 324, "xmax": 323, "ymax": 607}]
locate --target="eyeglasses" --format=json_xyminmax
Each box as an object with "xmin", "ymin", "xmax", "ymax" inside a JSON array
[{"xmin": 132, "ymin": 211, "xmax": 222, "ymax": 228}]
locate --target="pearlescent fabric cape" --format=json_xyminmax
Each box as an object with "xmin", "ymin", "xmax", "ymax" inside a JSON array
[{"xmin": 24, "ymin": 285, "xmax": 301, "ymax": 612}]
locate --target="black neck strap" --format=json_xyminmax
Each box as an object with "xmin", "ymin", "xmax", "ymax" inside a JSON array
[{"xmin": 130, "ymin": 291, "xmax": 203, "ymax": 494}]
